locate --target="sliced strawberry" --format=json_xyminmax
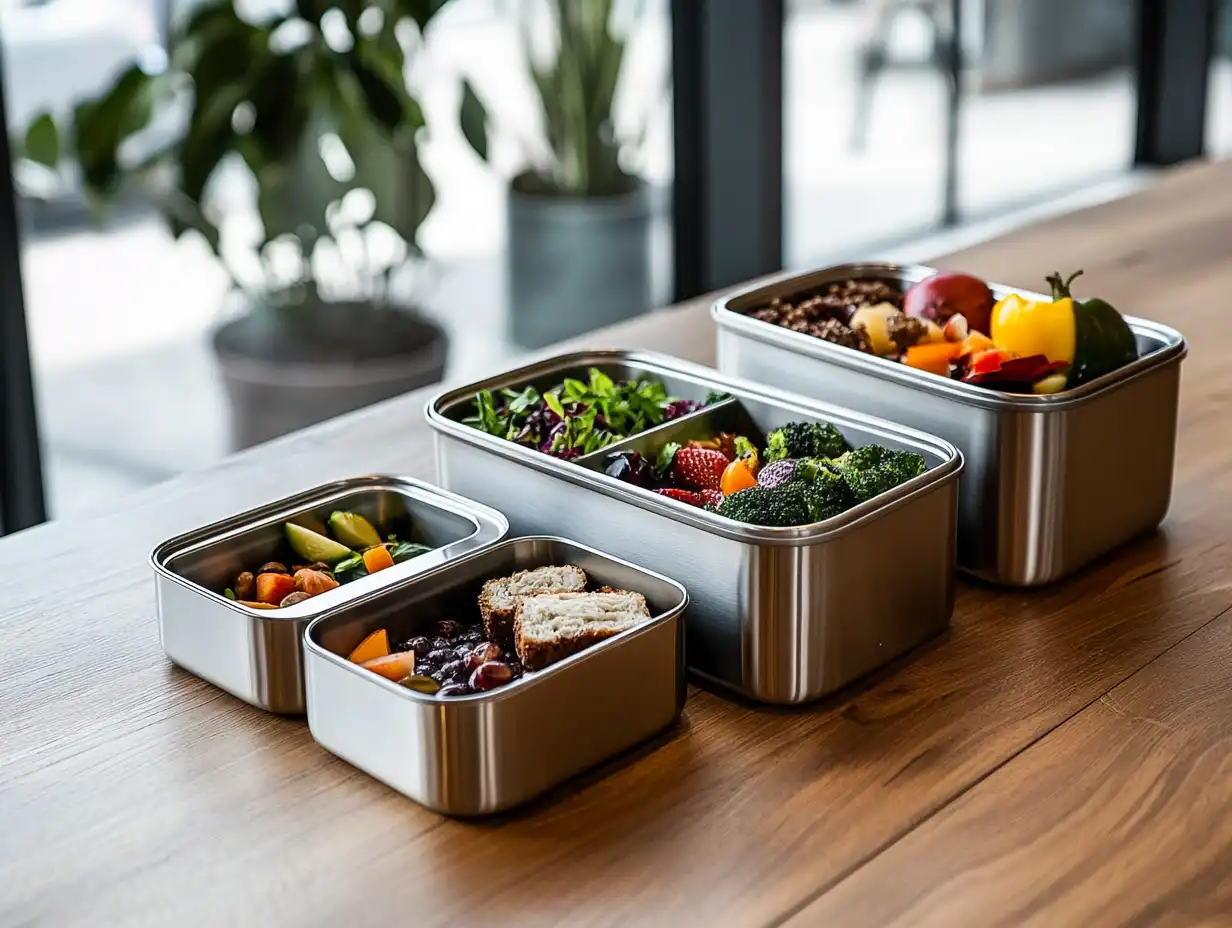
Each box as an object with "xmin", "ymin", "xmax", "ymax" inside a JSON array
[
  {"xmin": 655, "ymin": 488, "xmax": 702, "ymax": 506},
  {"xmin": 699, "ymin": 489, "xmax": 724, "ymax": 507},
  {"xmin": 671, "ymin": 447, "xmax": 729, "ymax": 491}
]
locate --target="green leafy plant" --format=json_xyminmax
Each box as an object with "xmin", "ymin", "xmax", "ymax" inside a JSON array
[
  {"xmin": 19, "ymin": 0, "xmax": 452, "ymax": 306},
  {"xmin": 459, "ymin": 0, "xmax": 652, "ymax": 198}
]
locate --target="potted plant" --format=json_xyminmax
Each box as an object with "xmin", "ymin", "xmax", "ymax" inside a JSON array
[
  {"xmin": 459, "ymin": 0, "xmax": 656, "ymax": 348},
  {"xmin": 19, "ymin": 0, "xmax": 452, "ymax": 449}
]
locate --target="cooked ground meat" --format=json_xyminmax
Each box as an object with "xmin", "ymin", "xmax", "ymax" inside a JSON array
[
  {"xmin": 747, "ymin": 279, "xmax": 905, "ymax": 334},
  {"xmin": 885, "ymin": 315, "xmax": 933, "ymax": 353}
]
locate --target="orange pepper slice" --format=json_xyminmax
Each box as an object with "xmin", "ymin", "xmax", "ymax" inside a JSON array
[
  {"xmin": 904, "ymin": 341, "xmax": 964, "ymax": 377},
  {"xmin": 362, "ymin": 545, "xmax": 395, "ymax": 574}
]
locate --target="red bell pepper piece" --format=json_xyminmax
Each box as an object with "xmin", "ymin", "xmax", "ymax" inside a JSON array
[
  {"xmin": 963, "ymin": 353, "xmax": 1069, "ymax": 387},
  {"xmin": 968, "ymin": 348, "xmax": 1014, "ymax": 376}
]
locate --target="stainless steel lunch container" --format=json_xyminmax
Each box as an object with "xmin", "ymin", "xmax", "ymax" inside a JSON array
[
  {"xmin": 427, "ymin": 351, "xmax": 962, "ymax": 705},
  {"xmin": 303, "ymin": 536, "xmax": 687, "ymax": 816},
  {"xmin": 150, "ymin": 476, "xmax": 509, "ymax": 714},
  {"xmin": 713, "ymin": 263, "xmax": 1188, "ymax": 587}
]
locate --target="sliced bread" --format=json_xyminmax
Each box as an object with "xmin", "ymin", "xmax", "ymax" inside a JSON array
[
  {"xmin": 514, "ymin": 589, "xmax": 652, "ymax": 670},
  {"xmin": 478, "ymin": 564, "xmax": 587, "ymax": 640}
]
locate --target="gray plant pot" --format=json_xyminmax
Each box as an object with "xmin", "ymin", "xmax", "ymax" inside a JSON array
[
  {"xmin": 506, "ymin": 182, "xmax": 651, "ymax": 349},
  {"xmin": 212, "ymin": 300, "xmax": 448, "ymax": 450}
]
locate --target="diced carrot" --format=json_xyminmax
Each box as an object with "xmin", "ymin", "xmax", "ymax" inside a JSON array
[
  {"xmin": 904, "ymin": 341, "xmax": 964, "ymax": 377},
  {"xmin": 960, "ymin": 331, "xmax": 996, "ymax": 356},
  {"xmin": 362, "ymin": 545, "xmax": 395, "ymax": 575},
  {"xmin": 255, "ymin": 572, "xmax": 297, "ymax": 605},
  {"xmin": 238, "ymin": 600, "xmax": 279, "ymax": 610},
  {"xmin": 347, "ymin": 628, "xmax": 390, "ymax": 664},
  {"xmin": 360, "ymin": 650, "xmax": 416, "ymax": 682}
]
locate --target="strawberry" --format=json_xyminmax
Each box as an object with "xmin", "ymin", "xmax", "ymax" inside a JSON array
[
  {"xmin": 671, "ymin": 447, "xmax": 729, "ymax": 491},
  {"xmin": 699, "ymin": 489, "xmax": 724, "ymax": 507},
  {"xmin": 655, "ymin": 488, "xmax": 702, "ymax": 506}
]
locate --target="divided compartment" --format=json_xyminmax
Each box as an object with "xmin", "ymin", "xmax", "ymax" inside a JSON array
[
  {"xmin": 150, "ymin": 476, "xmax": 509, "ymax": 714},
  {"xmin": 576, "ymin": 393, "xmax": 945, "ymax": 525},
  {"xmin": 428, "ymin": 351, "xmax": 963, "ymax": 703},
  {"xmin": 435, "ymin": 355, "xmax": 727, "ymax": 455},
  {"xmin": 303, "ymin": 536, "xmax": 687, "ymax": 815}
]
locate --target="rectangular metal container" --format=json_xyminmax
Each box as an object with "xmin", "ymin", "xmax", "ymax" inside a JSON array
[
  {"xmin": 303, "ymin": 536, "xmax": 687, "ymax": 816},
  {"xmin": 150, "ymin": 475, "xmax": 509, "ymax": 714},
  {"xmin": 427, "ymin": 351, "xmax": 963, "ymax": 705},
  {"xmin": 713, "ymin": 263, "xmax": 1188, "ymax": 587}
]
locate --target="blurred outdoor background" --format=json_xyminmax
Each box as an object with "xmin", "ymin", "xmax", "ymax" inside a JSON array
[{"xmin": 3, "ymin": 0, "xmax": 1231, "ymax": 521}]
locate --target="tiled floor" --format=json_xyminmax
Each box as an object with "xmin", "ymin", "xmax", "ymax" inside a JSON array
[{"xmin": 13, "ymin": 1, "xmax": 1232, "ymax": 520}]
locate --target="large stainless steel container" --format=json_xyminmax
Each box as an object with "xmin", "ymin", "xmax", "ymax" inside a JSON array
[
  {"xmin": 150, "ymin": 476, "xmax": 508, "ymax": 714},
  {"xmin": 427, "ymin": 351, "xmax": 962, "ymax": 705},
  {"xmin": 304, "ymin": 536, "xmax": 687, "ymax": 816},
  {"xmin": 713, "ymin": 263, "xmax": 1188, "ymax": 587}
]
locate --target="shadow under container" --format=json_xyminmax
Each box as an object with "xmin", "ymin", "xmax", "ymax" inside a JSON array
[
  {"xmin": 713, "ymin": 263, "xmax": 1188, "ymax": 587},
  {"xmin": 427, "ymin": 351, "xmax": 963, "ymax": 706},
  {"xmin": 304, "ymin": 536, "xmax": 688, "ymax": 816},
  {"xmin": 150, "ymin": 476, "xmax": 509, "ymax": 714}
]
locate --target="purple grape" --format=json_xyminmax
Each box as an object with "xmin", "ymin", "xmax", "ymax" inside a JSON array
[{"xmin": 470, "ymin": 661, "xmax": 514, "ymax": 691}]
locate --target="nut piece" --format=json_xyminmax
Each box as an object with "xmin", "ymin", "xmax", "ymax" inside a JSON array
[
  {"xmin": 294, "ymin": 568, "xmax": 340, "ymax": 597},
  {"xmin": 233, "ymin": 571, "xmax": 256, "ymax": 601},
  {"xmin": 279, "ymin": 591, "xmax": 313, "ymax": 607},
  {"xmin": 258, "ymin": 561, "xmax": 289, "ymax": 576}
]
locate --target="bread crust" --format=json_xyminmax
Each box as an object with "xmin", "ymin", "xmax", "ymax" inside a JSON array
[
  {"xmin": 514, "ymin": 590, "xmax": 650, "ymax": 670},
  {"xmin": 478, "ymin": 565, "xmax": 586, "ymax": 641}
]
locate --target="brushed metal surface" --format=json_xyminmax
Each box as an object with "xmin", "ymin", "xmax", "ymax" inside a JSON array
[
  {"xmin": 712, "ymin": 263, "xmax": 1187, "ymax": 586},
  {"xmin": 150, "ymin": 476, "xmax": 509, "ymax": 714},
  {"xmin": 427, "ymin": 351, "xmax": 962, "ymax": 704},
  {"xmin": 303, "ymin": 537, "xmax": 687, "ymax": 816}
]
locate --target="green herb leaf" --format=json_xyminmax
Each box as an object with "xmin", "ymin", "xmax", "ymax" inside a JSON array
[
  {"xmin": 224, "ymin": 588, "xmax": 237, "ymax": 601},
  {"xmin": 705, "ymin": 390, "xmax": 732, "ymax": 405},
  {"xmin": 655, "ymin": 442, "xmax": 681, "ymax": 476},
  {"xmin": 544, "ymin": 389, "xmax": 566, "ymax": 419},
  {"xmin": 561, "ymin": 377, "xmax": 589, "ymax": 401},
  {"xmin": 588, "ymin": 367, "xmax": 616, "ymax": 396}
]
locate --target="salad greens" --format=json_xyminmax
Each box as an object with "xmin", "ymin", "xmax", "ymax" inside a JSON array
[{"xmin": 464, "ymin": 367, "xmax": 707, "ymax": 459}]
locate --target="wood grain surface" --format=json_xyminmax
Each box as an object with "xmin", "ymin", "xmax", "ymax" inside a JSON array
[{"xmin": 2, "ymin": 159, "xmax": 1231, "ymax": 927}]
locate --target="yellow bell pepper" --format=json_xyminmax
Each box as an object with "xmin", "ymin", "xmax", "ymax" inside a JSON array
[{"xmin": 989, "ymin": 289, "xmax": 1077, "ymax": 365}]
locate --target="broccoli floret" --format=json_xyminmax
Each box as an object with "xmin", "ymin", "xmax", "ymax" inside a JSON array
[
  {"xmin": 764, "ymin": 421, "xmax": 848, "ymax": 462},
  {"xmin": 833, "ymin": 445, "xmax": 927, "ymax": 504},
  {"xmin": 802, "ymin": 468, "xmax": 856, "ymax": 521},
  {"xmin": 716, "ymin": 484, "xmax": 811, "ymax": 527}
]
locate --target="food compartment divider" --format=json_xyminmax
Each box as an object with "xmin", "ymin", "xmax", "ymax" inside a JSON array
[
  {"xmin": 150, "ymin": 476, "xmax": 509, "ymax": 714},
  {"xmin": 712, "ymin": 263, "xmax": 1187, "ymax": 586},
  {"xmin": 428, "ymin": 351, "xmax": 962, "ymax": 704},
  {"xmin": 573, "ymin": 396, "xmax": 741, "ymax": 469},
  {"xmin": 304, "ymin": 536, "xmax": 687, "ymax": 816}
]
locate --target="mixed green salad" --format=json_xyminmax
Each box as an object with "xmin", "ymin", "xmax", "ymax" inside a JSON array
[{"xmin": 464, "ymin": 367, "xmax": 728, "ymax": 460}]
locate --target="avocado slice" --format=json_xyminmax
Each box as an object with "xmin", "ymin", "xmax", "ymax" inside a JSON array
[
  {"xmin": 285, "ymin": 522, "xmax": 353, "ymax": 565},
  {"xmin": 327, "ymin": 511, "xmax": 383, "ymax": 550}
]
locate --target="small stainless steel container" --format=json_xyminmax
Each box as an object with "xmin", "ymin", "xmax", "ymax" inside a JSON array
[
  {"xmin": 304, "ymin": 536, "xmax": 687, "ymax": 816},
  {"xmin": 713, "ymin": 263, "xmax": 1188, "ymax": 586},
  {"xmin": 150, "ymin": 476, "xmax": 509, "ymax": 714},
  {"xmin": 427, "ymin": 351, "xmax": 962, "ymax": 705}
]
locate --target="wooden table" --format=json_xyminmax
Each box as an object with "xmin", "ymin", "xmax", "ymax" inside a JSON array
[{"xmin": 4, "ymin": 160, "xmax": 1232, "ymax": 926}]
